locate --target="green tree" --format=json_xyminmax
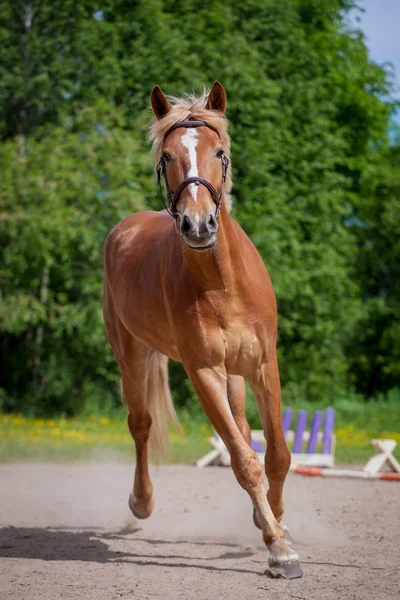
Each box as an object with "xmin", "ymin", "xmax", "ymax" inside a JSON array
[
  {"xmin": 0, "ymin": 104, "xmax": 148, "ymax": 413},
  {"xmin": 346, "ymin": 140, "xmax": 400, "ymax": 396}
]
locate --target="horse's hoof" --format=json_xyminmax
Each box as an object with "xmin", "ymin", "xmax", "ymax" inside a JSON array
[
  {"xmin": 266, "ymin": 559, "xmax": 303, "ymax": 580},
  {"xmin": 253, "ymin": 508, "xmax": 262, "ymax": 530},
  {"xmin": 129, "ymin": 492, "xmax": 154, "ymax": 519},
  {"xmin": 266, "ymin": 540, "xmax": 303, "ymax": 579}
]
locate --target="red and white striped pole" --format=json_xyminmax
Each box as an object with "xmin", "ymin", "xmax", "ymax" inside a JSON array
[{"xmin": 292, "ymin": 465, "xmax": 400, "ymax": 481}]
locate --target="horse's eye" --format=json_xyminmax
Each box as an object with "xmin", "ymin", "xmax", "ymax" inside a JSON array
[
  {"xmin": 162, "ymin": 152, "xmax": 172, "ymax": 162},
  {"xmin": 216, "ymin": 149, "xmax": 224, "ymax": 159}
]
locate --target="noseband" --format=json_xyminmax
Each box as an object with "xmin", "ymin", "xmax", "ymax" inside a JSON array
[{"xmin": 156, "ymin": 120, "xmax": 229, "ymax": 220}]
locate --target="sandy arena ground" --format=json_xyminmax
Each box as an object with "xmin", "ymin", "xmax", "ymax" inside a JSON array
[{"xmin": 0, "ymin": 463, "xmax": 399, "ymax": 600}]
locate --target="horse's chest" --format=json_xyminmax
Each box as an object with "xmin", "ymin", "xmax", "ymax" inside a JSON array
[
  {"xmin": 205, "ymin": 302, "xmax": 265, "ymax": 374},
  {"xmin": 221, "ymin": 321, "xmax": 263, "ymax": 372},
  {"xmin": 177, "ymin": 292, "xmax": 272, "ymax": 374}
]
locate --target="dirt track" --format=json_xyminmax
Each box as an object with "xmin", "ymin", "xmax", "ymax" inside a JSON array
[{"xmin": 0, "ymin": 463, "xmax": 399, "ymax": 599}]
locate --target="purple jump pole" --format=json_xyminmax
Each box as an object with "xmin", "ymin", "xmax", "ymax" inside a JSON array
[
  {"xmin": 306, "ymin": 410, "xmax": 322, "ymax": 453},
  {"xmin": 322, "ymin": 407, "xmax": 336, "ymax": 454},
  {"xmin": 282, "ymin": 407, "xmax": 293, "ymax": 437},
  {"xmin": 251, "ymin": 439, "xmax": 265, "ymax": 452},
  {"xmin": 292, "ymin": 410, "xmax": 308, "ymax": 453}
]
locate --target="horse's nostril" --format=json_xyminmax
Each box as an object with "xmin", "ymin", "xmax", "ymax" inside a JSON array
[
  {"xmin": 181, "ymin": 215, "xmax": 192, "ymax": 236},
  {"xmin": 208, "ymin": 214, "xmax": 218, "ymax": 232}
]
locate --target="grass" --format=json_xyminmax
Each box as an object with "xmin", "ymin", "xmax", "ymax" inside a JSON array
[
  {"xmin": 0, "ymin": 400, "xmax": 399, "ymax": 465},
  {"xmin": 0, "ymin": 413, "xmax": 211, "ymax": 464}
]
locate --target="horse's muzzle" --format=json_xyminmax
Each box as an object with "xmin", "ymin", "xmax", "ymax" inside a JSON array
[{"xmin": 181, "ymin": 213, "xmax": 218, "ymax": 251}]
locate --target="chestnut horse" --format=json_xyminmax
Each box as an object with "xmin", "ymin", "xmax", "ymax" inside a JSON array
[{"xmin": 103, "ymin": 82, "xmax": 302, "ymax": 578}]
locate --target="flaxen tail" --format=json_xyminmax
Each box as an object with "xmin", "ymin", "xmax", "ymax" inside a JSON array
[{"xmin": 146, "ymin": 351, "xmax": 182, "ymax": 461}]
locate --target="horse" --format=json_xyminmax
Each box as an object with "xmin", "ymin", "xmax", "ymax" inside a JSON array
[{"xmin": 103, "ymin": 82, "xmax": 303, "ymax": 579}]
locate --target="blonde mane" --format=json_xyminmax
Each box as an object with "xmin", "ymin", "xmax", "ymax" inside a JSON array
[{"xmin": 149, "ymin": 91, "xmax": 232, "ymax": 212}]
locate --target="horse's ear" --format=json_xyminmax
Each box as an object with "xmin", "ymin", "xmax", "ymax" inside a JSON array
[
  {"xmin": 151, "ymin": 85, "xmax": 172, "ymax": 120},
  {"xmin": 206, "ymin": 81, "xmax": 226, "ymax": 113}
]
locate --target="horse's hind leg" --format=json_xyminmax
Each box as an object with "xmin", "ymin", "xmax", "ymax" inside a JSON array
[
  {"xmin": 228, "ymin": 375, "xmax": 293, "ymax": 541},
  {"xmin": 124, "ymin": 357, "xmax": 155, "ymax": 520},
  {"xmin": 104, "ymin": 314, "xmax": 155, "ymax": 518},
  {"xmin": 228, "ymin": 376, "xmax": 262, "ymax": 529},
  {"xmin": 249, "ymin": 354, "xmax": 292, "ymax": 536},
  {"xmin": 227, "ymin": 375, "xmax": 251, "ymax": 445},
  {"xmin": 124, "ymin": 346, "xmax": 176, "ymax": 518}
]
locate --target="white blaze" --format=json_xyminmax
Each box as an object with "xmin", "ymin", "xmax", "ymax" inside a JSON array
[{"xmin": 181, "ymin": 128, "xmax": 199, "ymax": 202}]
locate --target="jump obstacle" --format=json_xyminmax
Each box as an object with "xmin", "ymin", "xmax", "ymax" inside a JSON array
[
  {"xmin": 196, "ymin": 407, "xmax": 400, "ymax": 481},
  {"xmin": 196, "ymin": 407, "xmax": 336, "ymax": 469}
]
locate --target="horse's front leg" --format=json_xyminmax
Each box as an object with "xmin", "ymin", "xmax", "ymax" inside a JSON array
[
  {"xmin": 186, "ymin": 364, "xmax": 302, "ymax": 579},
  {"xmin": 249, "ymin": 354, "xmax": 296, "ymax": 545}
]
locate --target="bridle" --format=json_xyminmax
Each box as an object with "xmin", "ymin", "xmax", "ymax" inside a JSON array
[{"xmin": 156, "ymin": 120, "xmax": 229, "ymax": 221}]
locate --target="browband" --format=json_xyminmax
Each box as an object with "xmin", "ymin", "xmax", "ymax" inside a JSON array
[{"xmin": 163, "ymin": 120, "xmax": 221, "ymax": 141}]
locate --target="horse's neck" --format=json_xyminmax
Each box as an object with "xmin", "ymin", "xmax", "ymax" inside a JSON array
[{"xmin": 182, "ymin": 203, "xmax": 243, "ymax": 294}]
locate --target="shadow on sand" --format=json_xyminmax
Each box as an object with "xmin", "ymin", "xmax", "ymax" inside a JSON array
[{"xmin": 0, "ymin": 526, "xmax": 262, "ymax": 576}]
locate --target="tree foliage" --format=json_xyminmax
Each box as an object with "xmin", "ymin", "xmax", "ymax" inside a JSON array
[{"xmin": 0, "ymin": 0, "xmax": 398, "ymax": 414}]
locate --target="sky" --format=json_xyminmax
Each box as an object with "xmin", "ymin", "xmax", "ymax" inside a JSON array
[{"xmin": 350, "ymin": 0, "xmax": 400, "ymax": 101}]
